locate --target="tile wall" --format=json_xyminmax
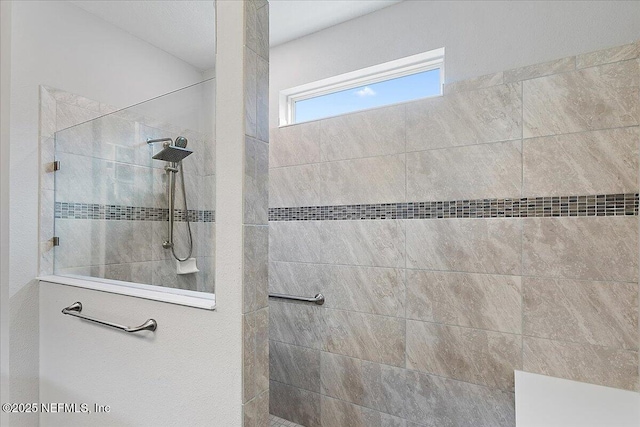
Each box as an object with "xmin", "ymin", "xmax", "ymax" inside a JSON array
[
  {"xmin": 268, "ymin": 41, "xmax": 640, "ymax": 427},
  {"xmin": 242, "ymin": 0, "xmax": 271, "ymax": 426},
  {"xmin": 39, "ymin": 85, "xmax": 216, "ymax": 293}
]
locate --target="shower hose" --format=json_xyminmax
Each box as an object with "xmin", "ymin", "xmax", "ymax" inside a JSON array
[{"xmin": 171, "ymin": 163, "xmax": 193, "ymax": 262}]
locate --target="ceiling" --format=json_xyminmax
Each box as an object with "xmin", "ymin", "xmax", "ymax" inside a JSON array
[
  {"xmin": 269, "ymin": 0, "xmax": 402, "ymax": 46},
  {"xmin": 70, "ymin": 0, "xmax": 402, "ymax": 71}
]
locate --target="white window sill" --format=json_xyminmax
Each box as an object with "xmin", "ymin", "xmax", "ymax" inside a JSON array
[{"xmin": 38, "ymin": 274, "xmax": 216, "ymax": 310}]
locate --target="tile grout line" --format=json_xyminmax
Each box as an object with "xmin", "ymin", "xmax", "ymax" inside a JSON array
[
  {"xmin": 269, "ymin": 303, "xmax": 639, "ymax": 352},
  {"xmin": 269, "ymin": 260, "xmax": 640, "ymax": 285},
  {"xmin": 521, "ymin": 77, "xmax": 526, "ymax": 372},
  {"xmin": 403, "ymin": 102, "xmax": 409, "ymax": 385},
  {"xmin": 269, "ymin": 362, "xmax": 518, "ymax": 408},
  {"xmin": 269, "ymin": 125, "xmax": 640, "ymax": 171}
]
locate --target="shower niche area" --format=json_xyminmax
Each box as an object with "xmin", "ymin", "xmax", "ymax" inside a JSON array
[{"xmin": 44, "ymin": 79, "xmax": 216, "ymax": 295}]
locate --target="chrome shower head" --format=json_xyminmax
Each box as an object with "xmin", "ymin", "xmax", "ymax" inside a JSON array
[
  {"xmin": 152, "ymin": 145, "xmax": 193, "ymax": 162},
  {"xmin": 147, "ymin": 136, "xmax": 192, "ymax": 162}
]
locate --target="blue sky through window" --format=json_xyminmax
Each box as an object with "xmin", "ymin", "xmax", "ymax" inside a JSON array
[{"xmin": 294, "ymin": 68, "xmax": 441, "ymax": 123}]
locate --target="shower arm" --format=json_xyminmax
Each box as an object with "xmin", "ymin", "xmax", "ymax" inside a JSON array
[{"xmin": 147, "ymin": 137, "xmax": 173, "ymax": 145}]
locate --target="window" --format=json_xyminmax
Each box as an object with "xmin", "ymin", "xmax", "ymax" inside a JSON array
[{"xmin": 280, "ymin": 48, "xmax": 444, "ymax": 125}]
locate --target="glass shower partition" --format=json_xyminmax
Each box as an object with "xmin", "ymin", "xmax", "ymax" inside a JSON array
[{"xmin": 53, "ymin": 79, "xmax": 215, "ymax": 294}]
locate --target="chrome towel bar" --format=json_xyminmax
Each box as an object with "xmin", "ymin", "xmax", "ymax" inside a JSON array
[
  {"xmin": 269, "ymin": 293, "xmax": 325, "ymax": 305},
  {"xmin": 62, "ymin": 302, "xmax": 157, "ymax": 333}
]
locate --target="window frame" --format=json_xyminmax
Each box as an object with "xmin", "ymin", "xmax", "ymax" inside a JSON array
[{"xmin": 279, "ymin": 48, "xmax": 445, "ymax": 126}]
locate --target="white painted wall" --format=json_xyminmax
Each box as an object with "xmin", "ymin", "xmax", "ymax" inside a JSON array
[
  {"xmin": 1, "ymin": 2, "xmax": 13, "ymax": 426},
  {"xmin": 4, "ymin": 1, "xmax": 233, "ymax": 425},
  {"xmin": 269, "ymin": 0, "xmax": 640, "ymax": 128},
  {"xmin": 39, "ymin": 283, "xmax": 241, "ymax": 426},
  {"xmin": 515, "ymin": 371, "xmax": 640, "ymax": 427}
]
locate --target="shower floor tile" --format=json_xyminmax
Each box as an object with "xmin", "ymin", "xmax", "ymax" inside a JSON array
[{"xmin": 270, "ymin": 414, "xmax": 305, "ymax": 427}]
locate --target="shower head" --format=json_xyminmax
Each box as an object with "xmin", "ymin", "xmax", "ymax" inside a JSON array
[
  {"xmin": 147, "ymin": 136, "xmax": 193, "ymax": 162},
  {"xmin": 152, "ymin": 145, "xmax": 193, "ymax": 162}
]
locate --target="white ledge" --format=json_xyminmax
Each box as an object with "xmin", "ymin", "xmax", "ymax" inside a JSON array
[{"xmin": 38, "ymin": 275, "xmax": 216, "ymax": 310}]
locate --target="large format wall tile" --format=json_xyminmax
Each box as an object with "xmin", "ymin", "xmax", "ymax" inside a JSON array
[
  {"xmin": 41, "ymin": 87, "xmax": 58, "ymax": 138},
  {"xmin": 243, "ymin": 225, "xmax": 269, "ymax": 313},
  {"xmin": 360, "ymin": 360, "xmax": 407, "ymax": 418},
  {"xmin": 54, "ymin": 150, "xmax": 208, "ymax": 210},
  {"xmin": 195, "ymin": 221, "xmax": 216, "ymax": 259},
  {"xmin": 321, "ymin": 352, "xmax": 365, "ymax": 404},
  {"xmin": 54, "ymin": 152, "xmax": 166, "ymax": 207},
  {"xmin": 54, "ymin": 219, "xmax": 157, "ymax": 269},
  {"xmin": 270, "ymin": 380, "xmax": 321, "ymax": 427},
  {"xmin": 406, "ymin": 320, "xmax": 521, "ymax": 391},
  {"xmin": 405, "ymin": 371, "xmax": 515, "ymax": 427},
  {"xmin": 270, "ymin": 220, "xmax": 405, "ymax": 268},
  {"xmin": 57, "ymin": 103, "xmax": 185, "ymax": 169},
  {"xmin": 445, "ymin": 72, "xmax": 503, "ymax": 94},
  {"xmin": 255, "ymin": 2, "xmax": 269, "ymax": 61},
  {"xmin": 320, "ymin": 352, "xmax": 406, "ymax": 418},
  {"xmin": 321, "ymin": 397, "xmax": 366, "ymax": 427},
  {"xmin": 270, "ymin": 261, "xmax": 405, "ymax": 317},
  {"xmin": 523, "ymin": 277, "xmax": 638, "ymax": 350},
  {"xmin": 321, "ymin": 396, "xmax": 406, "ymax": 427},
  {"xmin": 523, "ymin": 337, "xmax": 639, "ymax": 391},
  {"xmin": 576, "ymin": 42, "xmax": 640, "ymax": 69},
  {"xmin": 180, "ymin": 128, "xmax": 210, "ymax": 177},
  {"xmin": 256, "ymin": 56, "xmax": 269, "ymax": 142},
  {"xmin": 522, "ymin": 217, "xmax": 638, "ymax": 282},
  {"xmin": 406, "ymin": 83, "xmax": 522, "ymax": 151},
  {"xmin": 406, "ymin": 140, "xmax": 522, "ymax": 201},
  {"xmin": 320, "ymin": 105, "xmax": 405, "ymax": 161},
  {"xmin": 40, "ymin": 137, "xmax": 55, "ymax": 191},
  {"xmin": 269, "ymin": 300, "xmax": 324, "ymax": 349},
  {"xmin": 255, "ymin": 308, "xmax": 269, "ymax": 399},
  {"xmin": 406, "ymin": 219, "xmax": 521, "ymax": 275},
  {"xmin": 523, "ymin": 59, "xmax": 640, "ymax": 137},
  {"xmin": 244, "ymin": 47, "xmax": 257, "ymax": 138},
  {"xmin": 406, "ymin": 270, "xmax": 522, "ymax": 334},
  {"xmin": 244, "ymin": 137, "xmax": 269, "ymax": 225},
  {"xmin": 244, "ymin": 390, "xmax": 269, "ymax": 427},
  {"xmin": 523, "ymin": 127, "xmax": 639, "ymax": 196},
  {"xmin": 270, "ymin": 341, "xmax": 320, "ymax": 392},
  {"xmin": 80, "ymin": 261, "xmax": 154, "ymax": 285},
  {"xmin": 504, "ymin": 57, "xmax": 576, "ymax": 83},
  {"xmin": 245, "ymin": 0, "xmax": 269, "ymax": 61},
  {"xmin": 270, "ymin": 154, "xmax": 406, "ymax": 207},
  {"xmin": 56, "ymin": 102, "xmax": 101, "ymax": 132},
  {"xmin": 270, "ymin": 121, "xmax": 321, "ymax": 168},
  {"xmin": 324, "ymin": 309, "xmax": 405, "ymax": 367},
  {"xmin": 243, "ymin": 313, "xmax": 256, "ymax": 403},
  {"xmin": 362, "ymin": 410, "xmax": 407, "ymax": 427}
]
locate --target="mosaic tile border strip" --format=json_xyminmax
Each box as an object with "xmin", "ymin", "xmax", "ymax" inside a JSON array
[
  {"xmin": 55, "ymin": 202, "xmax": 215, "ymax": 222},
  {"xmin": 268, "ymin": 193, "xmax": 639, "ymax": 221}
]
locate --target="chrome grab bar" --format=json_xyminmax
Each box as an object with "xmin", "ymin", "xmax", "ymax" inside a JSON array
[
  {"xmin": 268, "ymin": 293, "xmax": 325, "ymax": 305},
  {"xmin": 62, "ymin": 302, "xmax": 157, "ymax": 333}
]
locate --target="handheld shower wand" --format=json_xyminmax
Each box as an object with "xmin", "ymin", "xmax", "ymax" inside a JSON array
[{"xmin": 147, "ymin": 137, "xmax": 194, "ymax": 262}]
